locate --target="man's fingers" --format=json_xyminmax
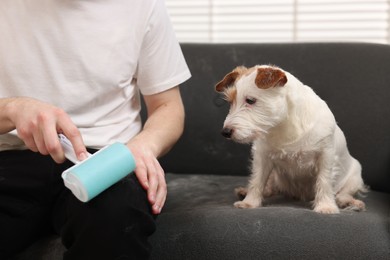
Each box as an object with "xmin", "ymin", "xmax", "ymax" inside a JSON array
[
  {"xmin": 154, "ymin": 177, "xmax": 166, "ymax": 213},
  {"xmin": 44, "ymin": 130, "xmax": 66, "ymax": 163},
  {"xmin": 127, "ymin": 143, "xmax": 167, "ymax": 215},
  {"xmin": 33, "ymin": 132, "xmax": 48, "ymax": 155},
  {"xmin": 58, "ymin": 116, "xmax": 87, "ymax": 161},
  {"xmin": 36, "ymin": 116, "xmax": 66, "ymax": 163},
  {"xmin": 134, "ymin": 160, "xmax": 149, "ymax": 190},
  {"xmin": 151, "ymin": 159, "xmax": 166, "ymax": 214},
  {"xmin": 23, "ymin": 135, "xmax": 39, "ymax": 153},
  {"xmin": 146, "ymin": 160, "xmax": 158, "ymax": 205},
  {"xmin": 134, "ymin": 157, "xmax": 167, "ymax": 214}
]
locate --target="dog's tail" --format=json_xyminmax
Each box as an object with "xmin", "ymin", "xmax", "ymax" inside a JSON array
[{"xmin": 348, "ymin": 158, "xmax": 369, "ymax": 197}]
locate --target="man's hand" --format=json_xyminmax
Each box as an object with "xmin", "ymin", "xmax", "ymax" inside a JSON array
[
  {"xmin": 1, "ymin": 97, "xmax": 87, "ymax": 163},
  {"xmin": 127, "ymin": 140, "xmax": 166, "ymax": 215}
]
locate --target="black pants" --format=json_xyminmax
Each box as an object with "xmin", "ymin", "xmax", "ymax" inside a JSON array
[{"xmin": 0, "ymin": 150, "xmax": 156, "ymax": 260}]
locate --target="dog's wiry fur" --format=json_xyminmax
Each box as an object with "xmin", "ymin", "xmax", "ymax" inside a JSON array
[{"xmin": 216, "ymin": 65, "xmax": 367, "ymax": 214}]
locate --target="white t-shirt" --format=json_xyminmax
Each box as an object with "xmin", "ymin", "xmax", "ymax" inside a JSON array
[{"xmin": 0, "ymin": 0, "xmax": 191, "ymax": 150}]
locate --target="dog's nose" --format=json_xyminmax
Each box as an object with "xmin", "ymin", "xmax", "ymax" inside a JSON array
[{"xmin": 221, "ymin": 128, "xmax": 233, "ymax": 138}]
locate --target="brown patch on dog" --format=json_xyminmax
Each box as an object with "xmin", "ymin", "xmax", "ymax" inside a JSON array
[
  {"xmin": 255, "ymin": 67, "xmax": 287, "ymax": 89},
  {"xmin": 215, "ymin": 66, "xmax": 248, "ymax": 92},
  {"xmin": 215, "ymin": 71, "xmax": 239, "ymax": 92}
]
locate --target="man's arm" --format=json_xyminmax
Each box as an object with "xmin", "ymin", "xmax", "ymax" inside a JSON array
[{"xmin": 126, "ymin": 86, "xmax": 184, "ymax": 214}]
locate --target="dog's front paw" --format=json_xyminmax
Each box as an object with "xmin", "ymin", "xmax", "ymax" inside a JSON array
[
  {"xmin": 313, "ymin": 203, "xmax": 340, "ymax": 214},
  {"xmin": 234, "ymin": 200, "xmax": 260, "ymax": 209}
]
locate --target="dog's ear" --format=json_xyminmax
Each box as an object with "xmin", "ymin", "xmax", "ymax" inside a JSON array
[
  {"xmin": 255, "ymin": 67, "xmax": 287, "ymax": 89},
  {"xmin": 215, "ymin": 71, "xmax": 239, "ymax": 92}
]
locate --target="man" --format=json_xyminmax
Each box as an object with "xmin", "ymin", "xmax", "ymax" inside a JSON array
[{"xmin": 0, "ymin": 0, "xmax": 191, "ymax": 259}]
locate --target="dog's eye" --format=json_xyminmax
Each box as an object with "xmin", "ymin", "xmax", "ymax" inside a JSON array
[{"xmin": 245, "ymin": 97, "xmax": 256, "ymax": 105}]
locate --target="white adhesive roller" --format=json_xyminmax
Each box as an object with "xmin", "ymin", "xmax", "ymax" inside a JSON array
[{"xmin": 58, "ymin": 134, "xmax": 136, "ymax": 202}]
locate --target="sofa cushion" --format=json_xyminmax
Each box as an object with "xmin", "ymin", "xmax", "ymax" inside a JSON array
[{"xmin": 150, "ymin": 173, "xmax": 390, "ymax": 260}]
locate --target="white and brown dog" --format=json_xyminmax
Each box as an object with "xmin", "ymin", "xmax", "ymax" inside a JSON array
[{"xmin": 215, "ymin": 65, "xmax": 367, "ymax": 214}]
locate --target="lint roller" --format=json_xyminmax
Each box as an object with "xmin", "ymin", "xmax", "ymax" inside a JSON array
[{"xmin": 58, "ymin": 134, "xmax": 136, "ymax": 202}]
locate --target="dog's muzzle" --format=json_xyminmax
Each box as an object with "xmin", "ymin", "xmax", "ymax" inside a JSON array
[{"xmin": 221, "ymin": 128, "xmax": 233, "ymax": 138}]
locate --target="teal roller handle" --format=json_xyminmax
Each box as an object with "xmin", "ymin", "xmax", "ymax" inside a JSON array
[{"xmin": 61, "ymin": 142, "xmax": 136, "ymax": 202}]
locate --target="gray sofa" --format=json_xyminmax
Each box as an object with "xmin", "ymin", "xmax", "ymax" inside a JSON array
[{"xmin": 15, "ymin": 43, "xmax": 390, "ymax": 259}]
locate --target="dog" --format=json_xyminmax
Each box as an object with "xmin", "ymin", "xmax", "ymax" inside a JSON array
[{"xmin": 215, "ymin": 65, "xmax": 367, "ymax": 214}]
